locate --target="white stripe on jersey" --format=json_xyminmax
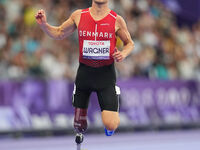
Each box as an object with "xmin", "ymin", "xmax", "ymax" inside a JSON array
[{"xmin": 109, "ymin": 13, "xmax": 117, "ymax": 19}]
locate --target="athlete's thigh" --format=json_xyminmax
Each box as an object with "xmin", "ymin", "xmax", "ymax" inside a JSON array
[
  {"xmin": 97, "ymin": 85, "xmax": 120, "ymax": 112},
  {"xmin": 72, "ymin": 85, "xmax": 92, "ymax": 109}
]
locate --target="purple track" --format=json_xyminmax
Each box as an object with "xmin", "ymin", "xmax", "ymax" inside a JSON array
[{"xmin": 0, "ymin": 130, "xmax": 200, "ymax": 150}]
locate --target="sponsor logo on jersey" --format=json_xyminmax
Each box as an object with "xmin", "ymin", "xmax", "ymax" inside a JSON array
[
  {"xmin": 83, "ymin": 40, "xmax": 110, "ymax": 60},
  {"xmin": 100, "ymin": 23, "xmax": 110, "ymax": 26}
]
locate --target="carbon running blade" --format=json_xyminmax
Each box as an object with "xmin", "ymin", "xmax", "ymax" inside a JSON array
[{"xmin": 77, "ymin": 143, "xmax": 81, "ymax": 150}]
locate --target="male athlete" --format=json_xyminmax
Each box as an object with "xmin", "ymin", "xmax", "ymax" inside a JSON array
[{"xmin": 36, "ymin": 0, "xmax": 134, "ymax": 144}]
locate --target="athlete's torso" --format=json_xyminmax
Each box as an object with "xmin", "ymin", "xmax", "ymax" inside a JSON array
[{"xmin": 77, "ymin": 8, "xmax": 117, "ymax": 67}]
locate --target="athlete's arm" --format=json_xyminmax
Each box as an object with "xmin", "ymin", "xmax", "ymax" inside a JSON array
[
  {"xmin": 35, "ymin": 9, "xmax": 81, "ymax": 40},
  {"xmin": 113, "ymin": 15, "xmax": 134, "ymax": 62}
]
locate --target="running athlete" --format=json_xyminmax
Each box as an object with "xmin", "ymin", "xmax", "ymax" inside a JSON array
[{"xmin": 36, "ymin": 0, "xmax": 134, "ymax": 144}]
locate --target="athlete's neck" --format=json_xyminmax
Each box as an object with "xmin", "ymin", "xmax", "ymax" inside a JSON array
[{"xmin": 91, "ymin": 2, "xmax": 110, "ymax": 16}]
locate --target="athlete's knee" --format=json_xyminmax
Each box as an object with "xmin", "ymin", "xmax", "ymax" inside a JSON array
[
  {"xmin": 102, "ymin": 112, "xmax": 120, "ymax": 131},
  {"xmin": 74, "ymin": 108, "xmax": 88, "ymax": 133},
  {"xmin": 104, "ymin": 118, "xmax": 120, "ymax": 131}
]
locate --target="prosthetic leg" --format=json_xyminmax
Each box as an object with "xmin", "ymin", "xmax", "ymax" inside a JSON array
[
  {"xmin": 74, "ymin": 108, "xmax": 88, "ymax": 150},
  {"xmin": 75, "ymin": 133, "xmax": 84, "ymax": 150}
]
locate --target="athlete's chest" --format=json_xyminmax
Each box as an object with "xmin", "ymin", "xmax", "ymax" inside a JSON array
[
  {"xmin": 78, "ymin": 11, "xmax": 116, "ymax": 40},
  {"xmin": 79, "ymin": 26, "xmax": 114, "ymax": 42},
  {"xmin": 79, "ymin": 21, "xmax": 114, "ymax": 39}
]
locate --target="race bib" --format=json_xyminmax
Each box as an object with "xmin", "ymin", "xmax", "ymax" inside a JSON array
[{"xmin": 82, "ymin": 40, "xmax": 110, "ymax": 60}]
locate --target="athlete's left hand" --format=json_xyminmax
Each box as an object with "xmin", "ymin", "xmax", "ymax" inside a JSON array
[{"xmin": 112, "ymin": 48, "xmax": 126, "ymax": 62}]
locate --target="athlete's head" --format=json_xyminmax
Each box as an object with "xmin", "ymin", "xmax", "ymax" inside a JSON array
[{"xmin": 93, "ymin": 0, "xmax": 108, "ymax": 5}]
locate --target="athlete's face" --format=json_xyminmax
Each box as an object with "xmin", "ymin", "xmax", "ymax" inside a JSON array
[{"xmin": 93, "ymin": 0, "xmax": 108, "ymax": 5}]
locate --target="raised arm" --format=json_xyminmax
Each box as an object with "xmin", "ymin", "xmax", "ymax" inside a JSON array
[
  {"xmin": 113, "ymin": 15, "xmax": 135, "ymax": 62},
  {"xmin": 35, "ymin": 9, "xmax": 81, "ymax": 40}
]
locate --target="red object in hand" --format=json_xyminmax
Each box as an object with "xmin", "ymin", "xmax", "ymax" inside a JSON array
[{"xmin": 36, "ymin": 12, "xmax": 42, "ymax": 19}]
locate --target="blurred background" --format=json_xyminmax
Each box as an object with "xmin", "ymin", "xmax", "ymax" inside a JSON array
[{"xmin": 0, "ymin": 0, "xmax": 200, "ymax": 149}]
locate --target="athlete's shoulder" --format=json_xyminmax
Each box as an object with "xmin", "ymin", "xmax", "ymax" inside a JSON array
[
  {"xmin": 109, "ymin": 10, "xmax": 117, "ymax": 18},
  {"xmin": 115, "ymin": 15, "xmax": 128, "ymax": 32},
  {"xmin": 71, "ymin": 8, "xmax": 90, "ymax": 18},
  {"xmin": 116, "ymin": 15, "xmax": 125, "ymax": 23},
  {"xmin": 71, "ymin": 9, "xmax": 82, "ymax": 18},
  {"xmin": 116, "ymin": 15, "xmax": 127, "ymax": 27},
  {"xmin": 70, "ymin": 9, "xmax": 82, "ymax": 27},
  {"xmin": 81, "ymin": 8, "xmax": 89, "ymax": 12}
]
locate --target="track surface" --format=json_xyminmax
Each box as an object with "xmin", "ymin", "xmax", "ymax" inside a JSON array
[{"xmin": 0, "ymin": 130, "xmax": 200, "ymax": 150}]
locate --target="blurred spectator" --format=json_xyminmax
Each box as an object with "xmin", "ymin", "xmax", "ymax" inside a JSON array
[{"xmin": 0, "ymin": 0, "xmax": 200, "ymax": 81}]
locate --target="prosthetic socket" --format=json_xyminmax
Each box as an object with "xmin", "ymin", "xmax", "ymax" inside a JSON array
[{"xmin": 74, "ymin": 108, "xmax": 88, "ymax": 133}]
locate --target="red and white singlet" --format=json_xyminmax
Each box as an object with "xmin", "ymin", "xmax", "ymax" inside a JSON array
[{"xmin": 78, "ymin": 8, "xmax": 117, "ymax": 68}]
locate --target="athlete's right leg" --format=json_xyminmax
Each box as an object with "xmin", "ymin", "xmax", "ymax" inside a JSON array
[
  {"xmin": 74, "ymin": 107, "xmax": 87, "ymax": 144},
  {"xmin": 72, "ymin": 85, "xmax": 91, "ymax": 143},
  {"xmin": 72, "ymin": 63, "xmax": 94, "ymax": 146}
]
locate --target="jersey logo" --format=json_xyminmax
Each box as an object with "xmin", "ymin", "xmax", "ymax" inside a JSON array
[
  {"xmin": 100, "ymin": 23, "xmax": 110, "ymax": 26},
  {"xmin": 79, "ymin": 30, "xmax": 113, "ymax": 39}
]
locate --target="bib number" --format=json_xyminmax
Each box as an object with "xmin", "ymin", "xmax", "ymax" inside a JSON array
[{"xmin": 82, "ymin": 40, "xmax": 110, "ymax": 60}]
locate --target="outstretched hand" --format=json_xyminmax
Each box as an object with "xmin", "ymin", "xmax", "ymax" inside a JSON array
[
  {"xmin": 112, "ymin": 48, "xmax": 126, "ymax": 62},
  {"xmin": 35, "ymin": 9, "xmax": 47, "ymax": 25}
]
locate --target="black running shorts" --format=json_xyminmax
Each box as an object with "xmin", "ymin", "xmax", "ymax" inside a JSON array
[{"xmin": 72, "ymin": 63, "xmax": 120, "ymax": 112}]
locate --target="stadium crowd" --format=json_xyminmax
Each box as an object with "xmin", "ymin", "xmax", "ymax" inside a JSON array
[{"xmin": 0, "ymin": 0, "xmax": 200, "ymax": 81}]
